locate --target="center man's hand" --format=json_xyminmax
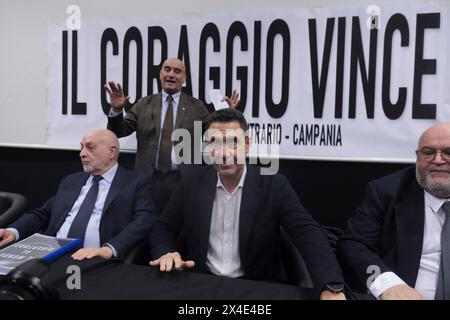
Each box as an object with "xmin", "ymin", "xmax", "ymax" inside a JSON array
[
  {"xmin": 149, "ymin": 252, "xmax": 195, "ymax": 272},
  {"xmin": 320, "ymin": 291, "xmax": 346, "ymax": 300}
]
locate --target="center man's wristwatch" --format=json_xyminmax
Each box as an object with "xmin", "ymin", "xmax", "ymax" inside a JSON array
[{"xmin": 324, "ymin": 283, "xmax": 345, "ymax": 294}]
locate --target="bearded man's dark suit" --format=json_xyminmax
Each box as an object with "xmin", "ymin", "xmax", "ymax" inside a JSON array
[{"xmin": 337, "ymin": 166, "xmax": 426, "ymax": 293}]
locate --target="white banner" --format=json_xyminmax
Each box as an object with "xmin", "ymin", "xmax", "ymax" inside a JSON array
[{"xmin": 47, "ymin": 3, "xmax": 450, "ymax": 162}]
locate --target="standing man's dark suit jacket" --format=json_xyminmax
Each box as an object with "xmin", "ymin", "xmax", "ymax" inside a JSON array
[
  {"xmin": 107, "ymin": 92, "xmax": 209, "ymax": 177},
  {"xmin": 8, "ymin": 166, "xmax": 156, "ymax": 258},
  {"xmin": 150, "ymin": 165, "xmax": 344, "ymax": 291},
  {"xmin": 337, "ymin": 166, "xmax": 425, "ymax": 293}
]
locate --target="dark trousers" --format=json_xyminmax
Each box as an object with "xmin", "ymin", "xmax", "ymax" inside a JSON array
[{"xmin": 152, "ymin": 169, "xmax": 181, "ymax": 215}]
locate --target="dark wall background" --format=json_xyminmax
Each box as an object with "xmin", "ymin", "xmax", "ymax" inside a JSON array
[{"xmin": 0, "ymin": 146, "xmax": 411, "ymax": 229}]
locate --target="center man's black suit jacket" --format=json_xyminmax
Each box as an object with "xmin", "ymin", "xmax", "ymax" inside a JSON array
[
  {"xmin": 150, "ymin": 165, "xmax": 344, "ymax": 292},
  {"xmin": 337, "ymin": 166, "xmax": 426, "ymax": 293},
  {"xmin": 8, "ymin": 166, "xmax": 156, "ymax": 258}
]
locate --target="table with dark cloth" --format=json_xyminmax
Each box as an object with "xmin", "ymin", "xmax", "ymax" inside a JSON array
[{"xmin": 45, "ymin": 255, "xmax": 315, "ymax": 300}]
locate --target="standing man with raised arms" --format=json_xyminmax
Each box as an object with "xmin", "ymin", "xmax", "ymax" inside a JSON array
[{"xmin": 105, "ymin": 58, "xmax": 239, "ymax": 215}]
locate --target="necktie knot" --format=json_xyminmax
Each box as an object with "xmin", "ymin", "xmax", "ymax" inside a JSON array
[
  {"xmin": 167, "ymin": 95, "xmax": 173, "ymax": 103},
  {"xmin": 93, "ymin": 175, "xmax": 103, "ymax": 183},
  {"xmin": 442, "ymin": 201, "xmax": 450, "ymax": 218}
]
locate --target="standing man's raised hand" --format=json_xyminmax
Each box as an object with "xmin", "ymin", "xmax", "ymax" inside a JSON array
[{"xmin": 104, "ymin": 81, "xmax": 131, "ymax": 111}]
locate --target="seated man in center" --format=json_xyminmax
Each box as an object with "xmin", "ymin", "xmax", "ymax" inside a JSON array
[{"xmin": 149, "ymin": 108, "xmax": 346, "ymax": 300}]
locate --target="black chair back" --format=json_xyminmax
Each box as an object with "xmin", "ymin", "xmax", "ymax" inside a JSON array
[{"xmin": 0, "ymin": 192, "xmax": 27, "ymax": 228}]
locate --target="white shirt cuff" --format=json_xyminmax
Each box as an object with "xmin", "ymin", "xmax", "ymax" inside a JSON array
[
  {"xmin": 109, "ymin": 108, "xmax": 122, "ymax": 117},
  {"xmin": 104, "ymin": 243, "xmax": 118, "ymax": 257},
  {"xmin": 6, "ymin": 228, "xmax": 20, "ymax": 242},
  {"xmin": 369, "ymin": 271, "xmax": 407, "ymax": 299}
]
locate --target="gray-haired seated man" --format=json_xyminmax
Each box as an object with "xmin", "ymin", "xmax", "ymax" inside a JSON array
[{"xmin": 0, "ymin": 129, "xmax": 156, "ymax": 260}]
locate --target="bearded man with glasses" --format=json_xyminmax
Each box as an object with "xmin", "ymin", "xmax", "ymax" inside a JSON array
[{"xmin": 338, "ymin": 122, "xmax": 450, "ymax": 300}]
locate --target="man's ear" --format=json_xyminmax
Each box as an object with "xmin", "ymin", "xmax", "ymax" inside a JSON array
[
  {"xmin": 110, "ymin": 146, "xmax": 118, "ymax": 159},
  {"xmin": 245, "ymin": 135, "xmax": 251, "ymax": 155}
]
